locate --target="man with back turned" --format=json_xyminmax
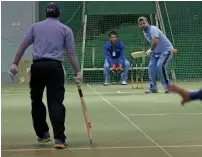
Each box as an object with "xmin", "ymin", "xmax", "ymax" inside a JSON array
[{"xmin": 8, "ymin": 3, "xmax": 81, "ymax": 149}]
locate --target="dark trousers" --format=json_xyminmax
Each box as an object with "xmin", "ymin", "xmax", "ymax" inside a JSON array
[{"xmin": 30, "ymin": 59, "xmax": 66, "ymax": 141}]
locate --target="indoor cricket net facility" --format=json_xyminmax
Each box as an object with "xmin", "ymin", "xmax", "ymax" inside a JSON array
[{"xmin": 1, "ymin": 1, "xmax": 202, "ymax": 157}]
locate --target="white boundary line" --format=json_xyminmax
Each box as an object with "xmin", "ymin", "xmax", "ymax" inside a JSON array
[
  {"xmin": 2, "ymin": 91, "xmax": 137, "ymax": 93},
  {"xmin": 125, "ymin": 113, "xmax": 202, "ymax": 116},
  {"xmin": 87, "ymin": 84, "xmax": 173, "ymax": 157},
  {"xmin": 1, "ymin": 91, "xmax": 141, "ymax": 96},
  {"xmin": 2, "ymin": 144, "xmax": 202, "ymax": 152}
]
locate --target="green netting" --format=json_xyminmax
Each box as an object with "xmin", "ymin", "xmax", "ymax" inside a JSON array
[
  {"xmin": 85, "ymin": 1, "xmax": 156, "ymax": 15},
  {"xmin": 160, "ymin": 1, "xmax": 202, "ymax": 81},
  {"xmin": 38, "ymin": 1, "xmax": 154, "ymax": 84},
  {"xmin": 83, "ymin": 14, "xmax": 152, "ymax": 83},
  {"xmin": 38, "ymin": 1, "xmax": 202, "ymax": 84}
]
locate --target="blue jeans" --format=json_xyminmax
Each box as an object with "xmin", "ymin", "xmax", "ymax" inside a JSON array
[
  {"xmin": 103, "ymin": 58, "xmax": 130, "ymax": 83},
  {"xmin": 148, "ymin": 51, "xmax": 173, "ymax": 90}
]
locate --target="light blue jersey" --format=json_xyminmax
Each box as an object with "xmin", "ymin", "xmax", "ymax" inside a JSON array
[{"xmin": 143, "ymin": 25, "xmax": 173, "ymax": 55}]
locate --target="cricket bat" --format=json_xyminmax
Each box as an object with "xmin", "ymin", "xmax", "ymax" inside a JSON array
[
  {"xmin": 76, "ymin": 84, "xmax": 92, "ymax": 144},
  {"xmin": 131, "ymin": 51, "xmax": 146, "ymax": 59},
  {"xmin": 131, "ymin": 48, "xmax": 177, "ymax": 59}
]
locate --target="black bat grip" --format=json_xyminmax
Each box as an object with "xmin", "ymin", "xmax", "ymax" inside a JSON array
[{"xmin": 77, "ymin": 84, "xmax": 83, "ymax": 97}]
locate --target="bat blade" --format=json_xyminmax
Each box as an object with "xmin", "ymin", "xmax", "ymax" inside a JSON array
[
  {"xmin": 131, "ymin": 51, "xmax": 146, "ymax": 58},
  {"xmin": 77, "ymin": 84, "xmax": 93, "ymax": 145}
]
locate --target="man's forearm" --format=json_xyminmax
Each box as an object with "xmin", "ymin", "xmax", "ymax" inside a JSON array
[
  {"xmin": 105, "ymin": 52, "xmax": 113, "ymax": 65},
  {"xmin": 107, "ymin": 57, "xmax": 114, "ymax": 65},
  {"xmin": 66, "ymin": 50, "xmax": 80, "ymax": 73},
  {"xmin": 151, "ymin": 44, "xmax": 157, "ymax": 51},
  {"xmin": 119, "ymin": 49, "xmax": 125, "ymax": 65},
  {"xmin": 151, "ymin": 38, "xmax": 158, "ymax": 51},
  {"xmin": 119, "ymin": 56, "xmax": 125, "ymax": 66},
  {"xmin": 13, "ymin": 40, "xmax": 30, "ymax": 65}
]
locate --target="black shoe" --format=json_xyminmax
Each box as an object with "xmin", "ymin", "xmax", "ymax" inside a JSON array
[
  {"xmin": 37, "ymin": 132, "xmax": 51, "ymax": 143},
  {"xmin": 55, "ymin": 139, "xmax": 69, "ymax": 149},
  {"xmin": 165, "ymin": 90, "xmax": 169, "ymax": 94},
  {"xmin": 145, "ymin": 89, "xmax": 158, "ymax": 94}
]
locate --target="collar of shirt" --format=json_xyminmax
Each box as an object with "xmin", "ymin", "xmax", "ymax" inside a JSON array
[
  {"xmin": 144, "ymin": 25, "xmax": 152, "ymax": 34},
  {"xmin": 110, "ymin": 40, "xmax": 120, "ymax": 47},
  {"xmin": 46, "ymin": 17, "xmax": 60, "ymax": 22}
]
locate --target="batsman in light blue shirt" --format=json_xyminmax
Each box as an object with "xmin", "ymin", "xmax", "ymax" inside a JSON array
[{"xmin": 138, "ymin": 17, "xmax": 174, "ymax": 93}]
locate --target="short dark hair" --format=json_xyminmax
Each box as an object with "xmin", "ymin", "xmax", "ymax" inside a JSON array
[
  {"xmin": 109, "ymin": 31, "xmax": 118, "ymax": 37},
  {"xmin": 45, "ymin": 3, "xmax": 61, "ymax": 18}
]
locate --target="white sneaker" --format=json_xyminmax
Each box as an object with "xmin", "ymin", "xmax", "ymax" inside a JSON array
[
  {"xmin": 104, "ymin": 83, "xmax": 109, "ymax": 86},
  {"xmin": 121, "ymin": 81, "xmax": 127, "ymax": 85}
]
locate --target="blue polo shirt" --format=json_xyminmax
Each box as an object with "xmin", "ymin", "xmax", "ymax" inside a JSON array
[{"xmin": 104, "ymin": 40, "xmax": 125, "ymax": 65}]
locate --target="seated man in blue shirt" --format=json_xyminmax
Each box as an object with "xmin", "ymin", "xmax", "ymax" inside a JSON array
[{"xmin": 103, "ymin": 31, "xmax": 130, "ymax": 85}]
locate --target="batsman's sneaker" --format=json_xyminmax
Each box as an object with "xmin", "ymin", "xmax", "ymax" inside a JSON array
[
  {"xmin": 55, "ymin": 139, "xmax": 69, "ymax": 149},
  {"xmin": 38, "ymin": 132, "xmax": 51, "ymax": 143},
  {"xmin": 104, "ymin": 82, "xmax": 109, "ymax": 86},
  {"xmin": 145, "ymin": 89, "xmax": 158, "ymax": 94},
  {"xmin": 165, "ymin": 90, "xmax": 169, "ymax": 94},
  {"xmin": 121, "ymin": 81, "xmax": 127, "ymax": 85}
]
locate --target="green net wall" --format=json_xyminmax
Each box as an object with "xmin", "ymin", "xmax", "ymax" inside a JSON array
[
  {"xmin": 160, "ymin": 1, "xmax": 202, "ymax": 81},
  {"xmin": 82, "ymin": 1, "xmax": 156, "ymax": 83},
  {"xmin": 85, "ymin": 1, "xmax": 156, "ymax": 15},
  {"xmin": 83, "ymin": 14, "xmax": 153, "ymax": 83},
  {"xmin": 39, "ymin": 1, "xmax": 202, "ymax": 84},
  {"xmin": 38, "ymin": 1, "xmax": 155, "ymax": 84}
]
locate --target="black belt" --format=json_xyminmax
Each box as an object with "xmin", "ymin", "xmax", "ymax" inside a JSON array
[{"xmin": 33, "ymin": 58, "xmax": 61, "ymax": 63}]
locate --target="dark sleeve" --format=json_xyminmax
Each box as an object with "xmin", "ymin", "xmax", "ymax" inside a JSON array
[
  {"xmin": 104, "ymin": 43, "xmax": 114, "ymax": 65},
  {"xmin": 189, "ymin": 89, "xmax": 202, "ymax": 101},
  {"xmin": 119, "ymin": 41, "xmax": 125, "ymax": 65}
]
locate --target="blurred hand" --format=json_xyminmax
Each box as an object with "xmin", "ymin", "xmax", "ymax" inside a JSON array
[
  {"xmin": 74, "ymin": 72, "xmax": 82, "ymax": 85},
  {"xmin": 111, "ymin": 64, "xmax": 116, "ymax": 73},
  {"xmin": 145, "ymin": 49, "xmax": 153, "ymax": 56},
  {"xmin": 117, "ymin": 64, "xmax": 123, "ymax": 73},
  {"xmin": 8, "ymin": 64, "xmax": 18, "ymax": 80}
]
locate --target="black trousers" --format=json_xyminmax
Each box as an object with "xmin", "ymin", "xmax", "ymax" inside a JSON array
[{"xmin": 30, "ymin": 59, "xmax": 66, "ymax": 141}]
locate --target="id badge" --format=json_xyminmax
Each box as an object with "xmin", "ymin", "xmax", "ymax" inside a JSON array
[{"xmin": 112, "ymin": 51, "xmax": 116, "ymax": 57}]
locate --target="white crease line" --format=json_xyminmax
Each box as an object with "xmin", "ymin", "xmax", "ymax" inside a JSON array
[
  {"xmin": 125, "ymin": 113, "xmax": 202, "ymax": 116},
  {"xmin": 2, "ymin": 144, "xmax": 202, "ymax": 152},
  {"xmin": 155, "ymin": 101, "xmax": 171, "ymax": 103},
  {"xmin": 87, "ymin": 84, "xmax": 173, "ymax": 157},
  {"xmin": 2, "ymin": 91, "xmax": 140, "ymax": 96}
]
